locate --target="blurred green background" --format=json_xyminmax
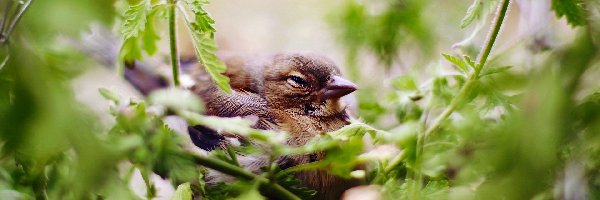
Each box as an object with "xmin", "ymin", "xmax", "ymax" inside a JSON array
[{"xmin": 1, "ymin": 0, "xmax": 600, "ymax": 199}]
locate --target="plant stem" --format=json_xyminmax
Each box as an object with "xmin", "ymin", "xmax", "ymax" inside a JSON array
[
  {"xmin": 476, "ymin": 0, "xmax": 510, "ymax": 72},
  {"xmin": 371, "ymin": 150, "xmax": 407, "ymax": 183},
  {"xmin": 168, "ymin": 0, "xmax": 180, "ymax": 86},
  {"xmin": 425, "ymin": 0, "xmax": 510, "ymax": 136},
  {"xmin": 192, "ymin": 154, "xmax": 301, "ymax": 200},
  {"xmin": 377, "ymin": 0, "xmax": 511, "ymax": 185}
]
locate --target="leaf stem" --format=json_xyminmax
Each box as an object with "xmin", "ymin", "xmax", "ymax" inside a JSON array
[
  {"xmin": 191, "ymin": 154, "xmax": 301, "ymax": 200},
  {"xmin": 168, "ymin": 0, "xmax": 180, "ymax": 86}
]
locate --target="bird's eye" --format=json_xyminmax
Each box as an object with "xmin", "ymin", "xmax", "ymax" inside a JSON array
[{"xmin": 287, "ymin": 75, "xmax": 308, "ymax": 87}]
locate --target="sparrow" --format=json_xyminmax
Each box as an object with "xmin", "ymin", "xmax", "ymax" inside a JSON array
[
  {"xmin": 188, "ymin": 52, "xmax": 360, "ymax": 199},
  {"xmin": 71, "ymin": 29, "xmax": 359, "ymax": 199}
]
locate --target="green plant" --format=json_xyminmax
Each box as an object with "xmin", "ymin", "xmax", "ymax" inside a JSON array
[{"xmin": 1, "ymin": 0, "xmax": 600, "ymax": 199}]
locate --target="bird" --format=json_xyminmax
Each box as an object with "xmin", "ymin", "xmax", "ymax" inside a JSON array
[
  {"xmin": 187, "ymin": 52, "xmax": 360, "ymax": 199},
  {"xmin": 70, "ymin": 28, "xmax": 360, "ymax": 199}
]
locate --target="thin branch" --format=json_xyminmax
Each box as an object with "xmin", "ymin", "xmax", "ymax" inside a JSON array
[
  {"xmin": 379, "ymin": 0, "xmax": 511, "ymax": 182},
  {"xmin": 192, "ymin": 154, "xmax": 301, "ymax": 200},
  {"xmin": 425, "ymin": 0, "xmax": 510, "ymax": 137}
]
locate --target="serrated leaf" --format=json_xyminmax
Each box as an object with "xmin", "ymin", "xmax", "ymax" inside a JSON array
[
  {"xmin": 171, "ymin": 183, "xmax": 193, "ymax": 200},
  {"xmin": 463, "ymin": 55, "xmax": 476, "ymax": 68},
  {"xmin": 185, "ymin": 0, "xmax": 210, "ymax": 13},
  {"xmin": 460, "ymin": 0, "xmax": 483, "ymax": 29},
  {"xmin": 142, "ymin": 4, "xmax": 167, "ymax": 55},
  {"xmin": 119, "ymin": 0, "xmax": 154, "ymax": 63},
  {"xmin": 121, "ymin": 0, "xmax": 151, "ymax": 39},
  {"xmin": 442, "ymin": 53, "xmax": 469, "ymax": 74},
  {"xmin": 189, "ymin": 29, "xmax": 232, "ymax": 93},
  {"xmin": 274, "ymin": 173, "xmax": 317, "ymax": 199},
  {"xmin": 552, "ymin": 0, "xmax": 587, "ymax": 27},
  {"xmin": 480, "ymin": 65, "xmax": 512, "ymax": 77},
  {"xmin": 184, "ymin": 0, "xmax": 216, "ymax": 33},
  {"xmin": 182, "ymin": 0, "xmax": 231, "ymax": 93}
]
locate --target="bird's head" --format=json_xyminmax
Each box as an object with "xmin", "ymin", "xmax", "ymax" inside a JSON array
[{"xmin": 261, "ymin": 53, "xmax": 357, "ymax": 117}]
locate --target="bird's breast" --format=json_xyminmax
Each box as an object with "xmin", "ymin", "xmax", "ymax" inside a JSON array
[{"xmin": 274, "ymin": 110, "xmax": 350, "ymax": 147}]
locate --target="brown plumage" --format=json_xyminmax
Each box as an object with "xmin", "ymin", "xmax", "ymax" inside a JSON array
[
  {"xmin": 190, "ymin": 52, "xmax": 360, "ymax": 199},
  {"xmin": 74, "ymin": 29, "xmax": 359, "ymax": 198}
]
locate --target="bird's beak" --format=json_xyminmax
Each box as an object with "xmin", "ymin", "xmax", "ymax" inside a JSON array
[{"xmin": 320, "ymin": 76, "xmax": 358, "ymax": 101}]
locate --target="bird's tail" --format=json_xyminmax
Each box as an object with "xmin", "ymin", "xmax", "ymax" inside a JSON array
[
  {"xmin": 67, "ymin": 24, "xmax": 191, "ymax": 95},
  {"xmin": 70, "ymin": 25, "xmax": 229, "ymax": 151}
]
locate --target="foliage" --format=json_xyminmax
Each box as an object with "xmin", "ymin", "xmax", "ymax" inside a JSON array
[
  {"xmin": 1, "ymin": 0, "xmax": 600, "ymax": 199},
  {"xmin": 552, "ymin": 0, "xmax": 587, "ymax": 26},
  {"xmin": 119, "ymin": 0, "xmax": 231, "ymax": 91}
]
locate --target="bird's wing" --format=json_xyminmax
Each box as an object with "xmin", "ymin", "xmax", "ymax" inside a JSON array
[
  {"xmin": 190, "ymin": 82, "xmax": 275, "ymax": 128},
  {"xmin": 189, "ymin": 52, "xmax": 265, "ymax": 93},
  {"xmin": 188, "ymin": 84, "xmax": 278, "ymax": 151},
  {"xmin": 189, "ymin": 52, "xmax": 276, "ymax": 127}
]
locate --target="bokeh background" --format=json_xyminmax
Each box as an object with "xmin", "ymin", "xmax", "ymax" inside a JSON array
[{"xmin": 2, "ymin": 0, "xmax": 600, "ymax": 199}]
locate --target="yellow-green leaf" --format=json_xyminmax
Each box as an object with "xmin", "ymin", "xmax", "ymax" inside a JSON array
[{"xmin": 171, "ymin": 182, "xmax": 192, "ymax": 200}]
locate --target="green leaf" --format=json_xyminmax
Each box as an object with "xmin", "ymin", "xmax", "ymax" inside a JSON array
[
  {"xmin": 395, "ymin": 101, "xmax": 423, "ymax": 123},
  {"xmin": 421, "ymin": 180, "xmax": 449, "ymax": 200},
  {"xmin": 442, "ymin": 53, "xmax": 469, "ymax": 74},
  {"xmin": 98, "ymin": 88, "xmax": 121, "ymax": 103},
  {"xmin": 432, "ymin": 77, "xmax": 455, "ymax": 106},
  {"xmin": 460, "ymin": 0, "xmax": 483, "ymax": 29},
  {"xmin": 552, "ymin": 0, "xmax": 587, "ymax": 27},
  {"xmin": 142, "ymin": 4, "xmax": 167, "ymax": 55},
  {"xmin": 139, "ymin": 167, "xmax": 157, "ymax": 199},
  {"xmin": 480, "ymin": 65, "xmax": 512, "ymax": 77},
  {"xmin": 182, "ymin": 0, "xmax": 231, "ymax": 93},
  {"xmin": 328, "ymin": 121, "xmax": 385, "ymax": 141},
  {"xmin": 172, "ymin": 183, "xmax": 193, "ymax": 200},
  {"xmin": 119, "ymin": 37, "xmax": 144, "ymax": 62},
  {"xmin": 325, "ymin": 136, "xmax": 365, "ymax": 178},
  {"xmin": 148, "ymin": 88, "xmax": 204, "ymax": 112},
  {"xmin": 384, "ymin": 122, "xmax": 418, "ymax": 148},
  {"xmin": 204, "ymin": 182, "xmax": 233, "ymax": 199},
  {"xmin": 463, "ymin": 55, "xmax": 476, "ymax": 68},
  {"xmin": 119, "ymin": 0, "xmax": 153, "ymax": 62},
  {"xmin": 274, "ymin": 173, "xmax": 317, "ymax": 199},
  {"xmin": 121, "ymin": 0, "xmax": 150, "ymax": 39},
  {"xmin": 277, "ymin": 135, "xmax": 337, "ymax": 156},
  {"xmin": 232, "ymin": 189, "xmax": 265, "ymax": 200},
  {"xmin": 151, "ymin": 125, "xmax": 201, "ymax": 183},
  {"xmin": 185, "ymin": 0, "xmax": 216, "ymax": 33},
  {"xmin": 191, "ymin": 33, "xmax": 232, "ymax": 93},
  {"xmin": 185, "ymin": 0, "xmax": 211, "ymax": 14},
  {"xmin": 181, "ymin": 111, "xmax": 285, "ymax": 144},
  {"xmin": 391, "ymin": 75, "xmax": 418, "ymax": 91}
]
